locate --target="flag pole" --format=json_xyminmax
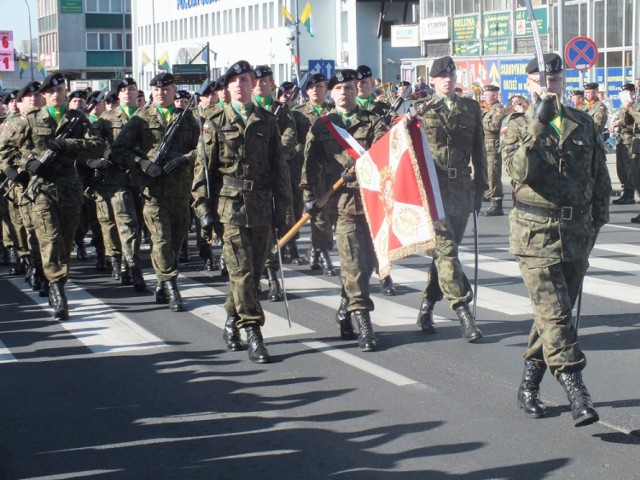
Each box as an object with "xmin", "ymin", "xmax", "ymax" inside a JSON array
[{"xmin": 295, "ymin": 0, "xmax": 301, "ymax": 79}]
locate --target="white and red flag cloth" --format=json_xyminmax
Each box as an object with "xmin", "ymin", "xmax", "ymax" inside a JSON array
[{"xmin": 322, "ymin": 115, "xmax": 445, "ymax": 278}]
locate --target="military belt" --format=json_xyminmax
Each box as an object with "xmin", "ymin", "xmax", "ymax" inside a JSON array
[
  {"xmin": 223, "ymin": 176, "xmax": 269, "ymax": 192},
  {"xmin": 514, "ymin": 199, "xmax": 591, "ymax": 221},
  {"xmin": 437, "ymin": 166, "xmax": 472, "ymax": 179}
]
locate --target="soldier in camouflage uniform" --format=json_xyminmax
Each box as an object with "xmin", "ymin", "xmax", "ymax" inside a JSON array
[
  {"xmin": 611, "ymin": 83, "xmax": 637, "ymax": 205},
  {"xmin": 192, "ymin": 61, "xmax": 292, "ymax": 363},
  {"xmin": 90, "ymin": 78, "xmax": 146, "ymax": 291},
  {"xmin": 294, "ymin": 73, "xmax": 336, "ymax": 275},
  {"xmin": 414, "ymin": 56, "xmax": 487, "ymax": 342},
  {"xmin": 252, "ymin": 65, "xmax": 296, "ymax": 303},
  {"xmin": 302, "ymin": 69, "xmax": 387, "ymax": 352},
  {"xmin": 501, "ymin": 53, "xmax": 610, "ymax": 427},
  {"xmin": 0, "ymin": 72, "xmax": 103, "ymax": 320},
  {"xmin": 583, "ymin": 83, "xmax": 608, "ymax": 134},
  {"xmin": 480, "ymin": 84, "xmax": 507, "ymax": 217},
  {"xmin": 111, "ymin": 72, "xmax": 200, "ymax": 313}
]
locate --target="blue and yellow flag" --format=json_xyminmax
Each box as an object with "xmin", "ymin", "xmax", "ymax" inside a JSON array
[
  {"xmin": 18, "ymin": 59, "xmax": 28, "ymax": 79},
  {"xmin": 299, "ymin": 1, "xmax": 315, "ymax": 38}
]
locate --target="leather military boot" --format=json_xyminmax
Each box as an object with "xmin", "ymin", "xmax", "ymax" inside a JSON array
[
  {"xmin": 266, "ymin": 267, "xmax": 283, "ymax": 302},
  {"xmin": 454, "ymin": 303, "xmax": 483, "ymax": 342},
  {"xmin": 319, "ymin": 250, "xmax": 336, "ymax": 276},
  {"xmin": 612, "ymin": 188, "xmax": 635, "ymax": 205},
  {"xmin": 39, "ymin": 278, "xmax": 49, "ymax": 298},
  {"xmin": 22, "ymin": 256, "xmax": 33, "ymax": 284},
  {"xmin": 335, "ymin": 296, "xmax": 357, "ymax": 340},
  {"xmin": 482, "ymin": 199, "xmax": 504, "ymax": 216},
  {"xmin": 155, "ymin": 281, "xmax": 168, "ymax": 304},
  {"xmin": 558, "ymin": 371, "xmax": 599, "ymax": 427},
  {"xmin": 308, "ymin": 247, "xmax": 322, "ymax": 271},
  {"xmin": 380, "ymin": 275, "xmax": 396, "ymax": 296},
  {"xmin": 290, "ymin": 241, "xmax": 308, "ymax": 266},
  {"xmin": 179, "ymin": 240, "xmax": 190, "ymax": 263},
  {"xmin": 417, "ymin": 298, "xmax": 438, "ymax": 334},
  {"xmin": 245, "ymin": 325, "xmax": 271, "ymax": 363},
  {"xmin": 200, "ymin": 244, "xmax": 214, "ymax": 271},
  {"xmin": 517, "ymin": 359, "xmax": 547, "ymax": 418},
  {"xmin": 129, "ymin": 259, "xmax": 146, "ymax": 292},
  {"xmin": 353, "ymin": 310, "xmax": 376, "ymax": 352},
  {"xmin": 209, "ymin": 245, "xmax": 221, "ymax": 271},
  {"xmin": 76, "ymin": 240, "xmax": 87, "ymax": 261},
  {"xmin": 8, "ymin": 247, "xmax": 22, "ymax": 275},
  {"xmin": 111, "ymin": 255, "xmax": 122, "ymax": 281},
  {"xmin": 49, "ymin": 281, "xmax": 69, "ymax": 320},
  {"xmin": 95, "ymin": 244, "xmax": 107, "ymax": 271},
  {"xmin": 30, "ymin": 260, "xmax": 42, "ymax": 291},
  {"xmin": 165, "ymin": 277, "xmax": 184, "ymax": 312},
  {"xmin": 120, "ymin": 258, "xmax": 132, "ymax": 285},
  {"xmin": 219, "ymin": 255, "xmax": 229, "ymax": 278},
  {"xmin": 223, "ymin": 316, "xmax": 244, "ymax": 351}
]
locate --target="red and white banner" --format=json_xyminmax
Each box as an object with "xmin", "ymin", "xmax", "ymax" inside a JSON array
[{"xmin": 322, "ymin": 115, "xmax": 444, "ymax": 278}]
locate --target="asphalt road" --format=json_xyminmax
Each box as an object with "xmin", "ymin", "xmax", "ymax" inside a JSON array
[{"xmin": 1, "ymin": 194, "xmax": 639, "ymax": 480}]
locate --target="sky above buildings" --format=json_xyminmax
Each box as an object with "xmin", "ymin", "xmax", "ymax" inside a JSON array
[{"xmin": 1, "ymin": 0, "xmax": 38, "ymax": 47}]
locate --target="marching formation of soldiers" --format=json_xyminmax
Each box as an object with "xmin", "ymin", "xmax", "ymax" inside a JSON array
[{"xmin": 0, "ymin": 51, "xmax": 614, "ymax": 428}]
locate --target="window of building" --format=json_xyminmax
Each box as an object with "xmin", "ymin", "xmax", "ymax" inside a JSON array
[
  {"xmin": 268, "ymin": 1, "xmax": 275, "ymax": 28},
  {"xmin": 223, "ymin": 10, "xmax": 229, "ymax": 34},
  {"xmin": 86, "ymin": 32, "xmax": 124, "ymax": 51},
  {"xmin": 454, "ymin": 0, "xmax": 478, "ymax": 14},
  {"xmin": 85, "ymin": 0, "xmax": 123, "ymax": 13},
  {"xmin": 262, "ymin": 3, "xmax": 268, "ymax": 29},
  {"xmin": 484, "ymin": 0, "xmax": 510, "ymax": 11},
  {"xmin": 253, "ymin": 3, "xmax": 260, "ymax": 30},
  {"xmin": 421, "ymin": 0, "xmax": 450, "ymax": 17}
]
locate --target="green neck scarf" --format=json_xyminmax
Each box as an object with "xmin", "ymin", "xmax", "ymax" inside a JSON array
[
  {"xmin": 312, "ymin": 103, "xmax": 327, "ymax": 116},
  {"xmin": 356, "ymin": 96, "xmax": 373, "ymax": 110},
  {"xmin": 231, "ymin": 101, "xmax": 254, "ymax": 124},
  {"xmin": 254, "ymin": 95, "xmax": 273, "ymax": 110},
  {"xmin": 47, "ymin": 106, "xmax": 66, "ymax": 125},
  {"xmin": 155, "ymin": 104, "xmax": 175, "ymax": 122},
  {"xmin": 120, "ymin": 105, "xmax": 137, "ymax": 119},
  {"xmin": 336, "ymin": 108, "xmax": 358, "ymax": 128}
]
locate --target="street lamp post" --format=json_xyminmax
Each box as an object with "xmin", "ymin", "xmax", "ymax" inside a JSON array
[{"xmin": 24, "ymin": 0, "xmax": 34, "ymax": 81}]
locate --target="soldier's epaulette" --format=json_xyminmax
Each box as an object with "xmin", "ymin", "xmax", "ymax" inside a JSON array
[{"xmin": 500, "ymin": 111, "xmax": 525, "ymax": 136}]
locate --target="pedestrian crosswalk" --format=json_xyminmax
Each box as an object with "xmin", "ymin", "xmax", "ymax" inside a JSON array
[{"xmin": 2, "ymin": 237, "xmax": 640, "ymax": 365}]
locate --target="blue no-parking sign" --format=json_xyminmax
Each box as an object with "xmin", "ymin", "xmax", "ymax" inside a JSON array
[{"xmin": 564, "ymin": 36, "xmax": 598, "ymax": 71}]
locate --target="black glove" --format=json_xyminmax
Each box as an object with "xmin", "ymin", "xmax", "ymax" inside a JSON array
[
  {"xmin": 139, "ymin": 159, "xmax": 163, "ymax": 178},
  {"xmin": 341, "ymin": 167, "xmax": 357, "ymax": 183},
  {"xmin": 26, "ymin": 158, "xmax": 44, "ymax": 175},
  {"xmin": 162, "ymin": 156, "xmax": 189, "ymax": 174},
  {"xmin": 199, "ymin": 213, "xmax": 215, "ymax": 241},
  {"xmin": 474, "ymin": 186, "xmax": 484, "ymax": 212},
  {"xmin": 533, "ymin": 94, "xmax": 558, "ymax": 125},
  {"xmin": 5, "ymin": 168, "xmax": 29, "ymax": 187},
  {"xmin": 86, "ymin": 158, "xmax": 110, "ymax": 170},
  {"xmin": 304, "ymin": 198, "xmax": 320, "ymax": 216},
  {"xmin": 44, "ymin": 138, "xmax": 67, "ymax": 153}
]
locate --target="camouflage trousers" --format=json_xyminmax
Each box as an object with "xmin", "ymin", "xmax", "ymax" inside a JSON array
[
  {"xmin": 517, "ymin": 256, "xmax": 588, "ymax": 378},
  {"xmin": 336, "ymin": 213, "xmax": 376, "ymax": 312},
  {"xmin": 615, "ymin": 141, "xmax": 635, "ymax": 191},
  {"xmin": 95, "ymin": 188, "xmax": 121, "ymax": 257},
  {"xmin": 143, "ymin": 195, "xmax": 190, "ymax": 282},
  {"xmin": 6, "ymin": 199, "xmax": 29, "ymax": 257},
  {"xmin": 484, "ymin": 150, "xmax": 504, "ymax": 200},
  {"xmin": 423, "ymin": 213, "xmax": 473, "ymax": 309},
  {"xmin": 222, "ymin": 223, "xmax": 271, "ymax": 328},
  {"xmin": 96, "ymin": 185, "xmax": 141, "ymax": 261},
  {"xmin": 17, "ymin": 191, "xmax": 41, "ymax": 263}
]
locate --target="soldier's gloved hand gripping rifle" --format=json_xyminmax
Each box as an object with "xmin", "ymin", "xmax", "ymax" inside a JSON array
[{"xmin": 22, "ymin": 88, "xmax": 108, "ymax": 203}]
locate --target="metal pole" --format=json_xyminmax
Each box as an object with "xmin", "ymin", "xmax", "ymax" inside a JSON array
[
  {"xmin": 24, "ymin": 0, "xmax": 34, "ymax": 81},
  {"xmin": 557, "ymin": 0, "xmax": 565, "ymax": 60},
  {"xmin": 206, "ymin": 41, "xmax": 211, "ymax": 80},
  {"xmin": 152, "ymin": 0, "xmax": 157, "ymax": 76},
  {"xmin": 294, "ymin": 0, "xmax": 301, "ymax": 76}
]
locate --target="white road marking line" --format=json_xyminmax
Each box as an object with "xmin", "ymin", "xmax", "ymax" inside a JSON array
[{"xmin": 0, "ymin": 338, "xmax": 17, "ymax": 363}]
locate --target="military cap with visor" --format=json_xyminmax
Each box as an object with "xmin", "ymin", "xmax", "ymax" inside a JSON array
[
  {"xmin": 583, "ymin": 82, "xmax": 599, "ymax": 90},
  {"xmin": 39, "ymin": 72, "xmax": 66, "ymax": 92},
  {"xmin": 327, "ymin": 69, "xmax": 358, "ymax": 90},
  {"xmin": 223, "ymin": 60, "xmax": 254, "ymax": 87},
  {"xmin": 16, "ymin": 81, "xmax": 41, "ymax": 102},
  {"xmin": 621, "ymin": 83, "xmax": 635, "ymax": 92},
  {"xmin": 483, "ymin": 84, "xmax": 500, "ymax": 92},
  {"xmin": 150, "ymin": 72, "xmax": 175, "ymax": 87},
  {"xmin": 306, "ymin": 73, "xmax": 326, "ymax": 89},
  {"xmin": 430, "ymin": 56, "xmax": 456, "ymax": 77},
  {"xmin": 572, "ymin": 90, "xmax": 584, "ymax": 97},
  {"xmin": 525, "ymin": 53, "xmax": 563, "ymax": 75}
]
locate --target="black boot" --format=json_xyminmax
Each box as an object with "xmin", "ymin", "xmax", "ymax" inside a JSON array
[
  {"xmin": 290, "ymin": 241, "xmax": 308, "ymax": 266},
  {"xmin": 517, "ymin": 359, "xmax": 547, "ymax": 418},
  {"xmin": 0, "ymin": 245, "xmax": 7, "ymax": 265},
  {"xmin": 219, "ymin": 255, "xmax": 229, "ymax": 278},
  {"xmin": 454, "ymin": 303, "xmax": 483, "ymax": 342},
  {"xmin": 558, "ymin": 371, "xmax": 599, "ymax": 427},
  {"xmin": 39, "ymin": 277, "xmax": 50, "ymax": 298},
  {"xmin": 482, "ymin": 198, "xmax": 504, "ymax": 216},
  {"xmin": 353, "ymin": 310, "xmax": 376, "ymax": 352},
  {"xmin": 223, "ymin": 316, "xmax": 244, "ymax": 351},
  {"xmin": 612, "ymin": 188, "xmax": 635, "ymax": 205},
  {"xmin": 266, "ymin": 267, "xmax": 283, "ymax": 302},
  {"xmin": 30, "ymin": 260, "xmax": 42, "ymax": 291},
  {"xmin": 155, "ymin": 281, "xmax": 168, "ymax": 304},
  {"xmin": 120, "ymin": 258, "xmax": 132, "ymax": 285},
  {"xmin": 8, "ymin": 247, "xmax": 22, "ymax": 275},
  {"xmin": 76, "ymin": 240, "xmax": 87, "ymax": 261},
  {"xmin": 22, "ymin": 256, "xmax": 33, "ymax": 284},
  {"xmin": 179, "ymin": 240, "xmax": 190, "ymax": 264},
  {"xmin": 417, "ymin": 298, "xmax": 438, "ymax": 334},
  {"xmin": 129, "ymin": 258, "xmax": 146, "ymax": 292},
  {"xmin": 200, "ymin": 244, "xmax": 214, "ymax": 271},
  {"xmin": 164, "ymin": 277, "xmax": 184, "ymax": 312},
  {"xmin": 245, "ymin": 325, "xmax": 271, "ymax": 363},
  {"xmin": 111, "ymin": 255, "xmax": 122, "ymax": 281},
  {"xmin": 319, "ymin": 250, "xmax": 336, "ymax": 276},
  {"xmin": 49, "ymin": 281, "xmax": 69, "ymax": 320},
  {"xmin": 335, "ymin": 296, "xmax": 357, "ymax": 340},
  {"xmin": 209, "ymin": 245, "xmax": 220, "ymax": 271},
  {"xmin": 380, "ymin": 275, "xmax": 396, "ymax": 296},
  {"xmin": 95, "ymin": 244, "xmax": 107, "ymax": 271},
  {"xmin": 308, "ymin": 247, "xmax": 322, "ymax": 271}
]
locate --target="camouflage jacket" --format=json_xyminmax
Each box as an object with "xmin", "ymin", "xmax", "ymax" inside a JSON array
[
  {"xmin": 294, "ymin": 102, "xmax": 334, "ymax": 158},
  {"xmin": 301, "ymin": 106, "xmax": 387, "ymax": 216},
  {"xmin": 583, "ymin": 99, "xmax": 608, "ymax": 133},
  {"xmin": 501, "ymin": 104, "xmax": 611, "ymax": 265},
  {"xmin": 191, "ymin": 103, "xmax": 292, "ymax": 228},
  {"xmin": 256, "ymin": 98, "xmax": 297, "ymax": 163},
  {"xmin": 359, "ymin": 97, "xmax": 396, "ymax": 125},
  {"xmin": 418, "ymin": 95, "xmax": 488, "ymax": 217},
  {"xmin": 110, "ymin": 104, "xmax": 200, "ymax": 200},
  {"xmin": 482, "ymin": 101, "xmax": 506, "ymax": 155}
]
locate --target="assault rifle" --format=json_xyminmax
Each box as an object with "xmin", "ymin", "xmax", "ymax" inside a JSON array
[{"xmin": 22, "ymin": 88, "xmax": 108, "ymax": 203}]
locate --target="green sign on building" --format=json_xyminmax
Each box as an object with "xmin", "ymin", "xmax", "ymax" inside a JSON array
[
  {"xmin": 483, "ymin": 12, "xmax": 510, "ymax": 38},
  {"xmin": 515, "ymin": 7, "xmax": 547, "ymax": 37},
  {"xmin": 60, "ymin": 0, "xmax": 83, "ymax": 13},
  {"xmin": 453, "ymin": 15, "xmax": 479, "ymax": 42}
]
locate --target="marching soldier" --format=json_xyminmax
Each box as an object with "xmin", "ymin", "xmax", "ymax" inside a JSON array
[
  {"xmin": 252, "ymin": 65, "xmax": 297, "ymax": 302},
  {"xmin": 414, "ymin": 56, "xmax": 487, "ymax": 342},
  {"xmin": 192, "ymin": 61, "xmax": 292, "ymax": 363},
  {"xmin": 90, "ymin": 78, "xmax": 146, "ymax": 291},
  {"xmin": 294, "ymin": 73, "xmax": 336, "ymax": 276},
  {"xmin": 582, "ymin": 83, "xmax": 608, "ymax": 134},
  {"xmin": 481, "ymin": 84, "xmax": 507, "ymax": 217},
  {"xmin": 501, "ymin": 53, "xmax": 610, "ymax": 427},
  {"xmin": 0, "ymin": 72, "xmax": 103, "ymax": 320},
  {"xmin": 611, "ymin": 83, "xmax": 637, "ymax": 205},
  {"xmin": 302, "ymin": 69, "xmax": 387, "ymax": 351},
  {"xmin": 111, "ymin": 72, "xmax": 200, "ymax": 312},
  {"xmin": 570, "ymin": 90, "xmax": 585, "ymax": 109}
]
